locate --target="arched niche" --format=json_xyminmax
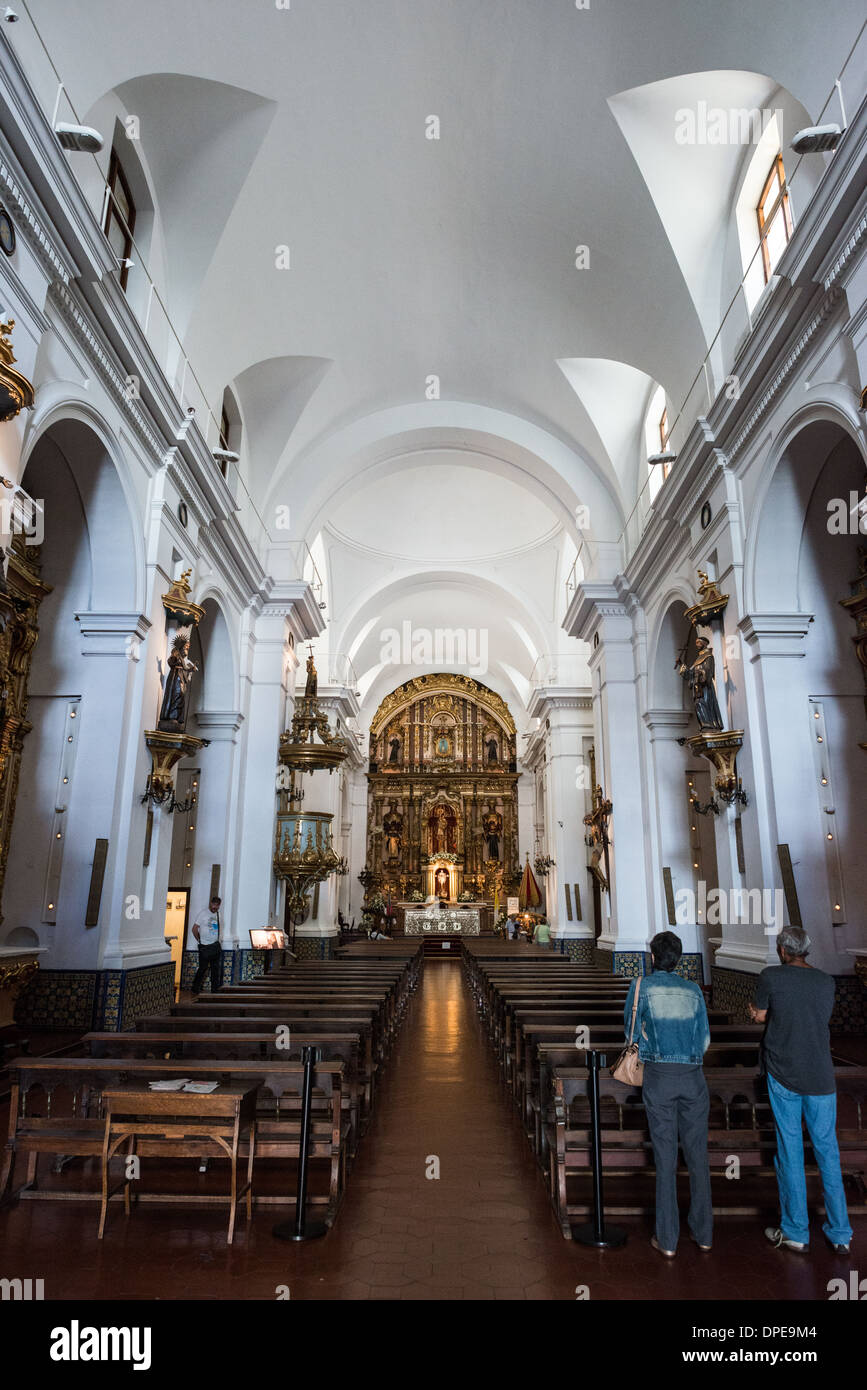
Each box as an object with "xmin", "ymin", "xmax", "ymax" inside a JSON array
[
  {"xmin": 20, "ymin": 414, "xmax": 140, "ymax": 616},
  {"xmin": 190, "ymin": 597, "xmax": 237, "ymax": 714},
  {"xmin": 650, "ymin": 597, "xmax": 692, "ymax": 710},
  {"xmin": 748, "ymin": 413, "xmax": 867, "ymax": 964},
  {"xmin": 748, "ymin": 413, "xmax": 866, "ymax": 614},
  {"xmin": 3, "ymin": 415, "xmax": 141, "ymax": 960}
]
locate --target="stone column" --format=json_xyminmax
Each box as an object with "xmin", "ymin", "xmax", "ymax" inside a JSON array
[
  {"xmin": 70, "ymin": 612, "xmax": 154, "ymax": 971},
  {"xmin": 233, "ymin": 607, "xmax": 295, "ymax": 939},
  {"xmin": 190, "ymin": 710, "xmax": 243, "ymax": 945},
  {"xmin": 733, "ymin": 611, "xmax": 844, "ymax": 975},
  {"xmin": 564, "ymin": 583, "xmax": 652, "ymax": 957},
  {"xmin": 643, "ymin": 709, "xmax": 698, "ymax": 952},
  {"xmin": 527, "ymin": 691, "xmax": 594, "ymax": 941}
]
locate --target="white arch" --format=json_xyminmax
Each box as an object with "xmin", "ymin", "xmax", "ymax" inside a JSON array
[
  {"xmin": 21, "ymin": 394, "xmax": 144, "ymax": 613},
  {"xmin": 744, "ymin": 391, "xmax": 867, "ymax": 613},
  {"xmin": 264, "ymin": 402, "xmax": 626, "ymax": 554}
]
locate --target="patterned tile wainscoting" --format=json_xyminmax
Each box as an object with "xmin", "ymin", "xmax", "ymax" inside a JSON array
[
  {"xmin": 712, "ymin": 966, "xmax": 758, "ymax": 1021},
  {"xmin": 593, "ymin": 947, "xmax": 614, "ymax": 972},
  {"xmin": 293, "ymin": 937, "xmax": 337, "ymax": 960},
  {"xmin": 598, "ymin": 951, "xmax": 705, "ymax": 984},
  {"xmin": 15, "ymin": 963, "xmax": 175, "ymax": 1032},
  {"xmin": 713, "ymin": 966, "xmax": 867, "ymax": 1029},
  {"xmin": 832, "ymin": 975, "xmax": 867, "ymax": 1031},
  {"xmin": 554, "ymin": 938, "xmax": 596, "ymax": 962},
  {"xmin": 181, "ymin": 948, "xmax": 275, "ymax": 989}
]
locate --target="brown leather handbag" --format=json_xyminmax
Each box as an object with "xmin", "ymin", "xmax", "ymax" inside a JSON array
[{"xmin": 610, "ymin": 977, "xmax": 644, "ymax": 1086}]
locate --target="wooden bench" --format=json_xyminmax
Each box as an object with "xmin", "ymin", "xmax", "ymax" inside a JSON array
[
  {"xmin": 1, "ymin": 1056, "xmax": 349, "ymax": 1224},
  {"xmin": 516, "ymin": 1023, "xmax": 764, "ymax": 1144},
  {"xmin": 170, "ymin": 1001, "xmax": 389, "ymax": 1064},
  {"xmin": 546, "ymin": 1063, "xmax": 867, "ymax": 1237},
  {"xmin": 84, "ymin": 1029, "xmax": 369, "ymax": 1149}
]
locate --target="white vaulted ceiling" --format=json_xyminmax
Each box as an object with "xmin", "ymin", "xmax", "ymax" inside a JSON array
[{"xmin": 23, "ymin": 0, "xmax": 865, "ymax": 712}]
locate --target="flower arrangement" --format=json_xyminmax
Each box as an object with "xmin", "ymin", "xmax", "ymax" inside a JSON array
[
  {"xmin": 408, "ymin": 889, "xmax": 425, "ymax": 902},
  {"xmin": 366, "ymin": 892, "xmax": 387, "ymax": 914},
  {"xmin": 432, "ymin": 851, "xmax": 458, "ymax": 864},
  {"xmin": 458, "ymin": 890, "xmax": 473, "ymax": 902},
  {"xmin": 361, "ymin": 912, "xmax": 374, "ymax": 927}
]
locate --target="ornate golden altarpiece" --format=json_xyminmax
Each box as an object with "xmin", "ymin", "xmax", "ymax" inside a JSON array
[
  {"xmin": 0, "ymin": 537, "xmax": 52, "ymax": 922},
  {"xmin": 367, "ymin": 674, "xmax": 520, "ymax": 904}
]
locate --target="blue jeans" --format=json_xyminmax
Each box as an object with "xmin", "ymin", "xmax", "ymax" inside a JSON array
[{"xmin": 766, "ymin": 1073, "xmax": 852, "ymax": 1247}]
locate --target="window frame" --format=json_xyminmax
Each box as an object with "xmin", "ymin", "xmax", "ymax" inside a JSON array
[
  {"xmin": 756, "ymin": 153, "xmax": 793, "ymax": 285},
  {"xmin": 103, "ymin": 148, "xmax": 136, "ymax": 291}
]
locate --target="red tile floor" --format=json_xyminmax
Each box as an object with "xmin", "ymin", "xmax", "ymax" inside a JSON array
[{"xmin": 0, "ymin": 961, "xmax": 860, "ymax": 1300}]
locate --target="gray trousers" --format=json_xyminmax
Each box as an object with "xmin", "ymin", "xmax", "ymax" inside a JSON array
[{"xmin": 642, "ymin": 1062, "xmax": 713, "ymax": 1252}]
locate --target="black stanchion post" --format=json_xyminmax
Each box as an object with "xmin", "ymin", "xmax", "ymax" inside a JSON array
[
  {"xmin": 273, "ymin": 1044, "xmax": 328, "ymax": 1242},
  {"xmin": 573, "ymin": 1047, "xmax": 627, "ymax": 1248}
]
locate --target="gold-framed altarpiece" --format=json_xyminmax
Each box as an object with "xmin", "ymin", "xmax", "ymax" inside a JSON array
[
  {"xmin": 0, "ymin": 537, "xmax": 52, "ymax": 922},
  {"xmin": 366, "ymin": 674, "xmax": 520, "ymax": 904}
]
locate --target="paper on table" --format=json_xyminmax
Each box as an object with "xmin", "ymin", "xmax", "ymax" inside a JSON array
[
  {"xmin": 148, "ymin": 1079, "xmax": 190, "ymax": 1090},
  {"xmin": 182, "ymin": 1081, "xmax": 219, "ymax": 1093}
]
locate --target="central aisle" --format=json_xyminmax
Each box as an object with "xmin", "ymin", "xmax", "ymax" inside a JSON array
[{"xmin": 287, "ymin": 956, "xmax": 583, "ymax": 1299}]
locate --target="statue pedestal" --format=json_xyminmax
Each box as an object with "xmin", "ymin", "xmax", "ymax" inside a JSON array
[{"xmin": 0, "ymin": 946, "xmax": 45, "ymax": 1030}]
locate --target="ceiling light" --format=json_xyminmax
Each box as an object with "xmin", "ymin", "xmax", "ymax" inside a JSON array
[
  {"xmin": 647, "ymin": 450, "xmax": 677, "ymax": 467},
  {"xmin": 4, "ymin": 8, "xmax": 19, "ymax": 21},
  {"xmin": 790, "ymin": 123, "xmax": 843, "ymax": 154},
  {"xmin": 212, "ymin": 448, "xmax": 239, "ymax": 465},
  {"xmin": 55, "ymin": 122, "xmax": 104, "ymax": 153}
]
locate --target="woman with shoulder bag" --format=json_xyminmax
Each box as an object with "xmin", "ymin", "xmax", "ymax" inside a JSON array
[{"xmin": 616, "ymin": 931, "xmax": 713, "ymax": 1257}]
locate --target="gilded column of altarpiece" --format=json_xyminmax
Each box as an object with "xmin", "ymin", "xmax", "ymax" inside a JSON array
[{"xmin": 0, "ymin": 537, "xmax": 52, "ymax": 923}]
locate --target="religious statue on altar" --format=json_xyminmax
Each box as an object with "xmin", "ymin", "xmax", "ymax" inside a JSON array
[
  {"xmin": 430, "ymin": 804, "xmax": 455, "ymax": 854},
  {"xmin": 678, "ymin": 635, "xmax": 724, "ymax": 731},
  {"xmin": 158, "ymin": 627, "xmax": 197, "ymax": 732},
  {"xmin": 388, "ymin": 735, "xmax": 401, "ymax": 764},
  {"xmin": 486, "ymin": 737, "xmax": 499, "ymax": 763},
  {"xmin": 483, "ymin": 803, "xmax": 502, "ymax": 860},
  {"xmin": 435, "ymin": 866, "xmax": 450, "ymax": 899},
  {"xmin": 383, "ymin": 801, "xmax": 403, "ymax": 859}
]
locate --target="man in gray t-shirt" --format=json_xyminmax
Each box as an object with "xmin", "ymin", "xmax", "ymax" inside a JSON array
[{"xmin": 749, "ymin": 927, "xmax": 851, "ymax": 1254}]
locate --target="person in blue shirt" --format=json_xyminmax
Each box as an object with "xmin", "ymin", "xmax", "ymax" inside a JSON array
[{"xmin": 623, "ymin": 930, "xmax": 712, "ymax": 1257}]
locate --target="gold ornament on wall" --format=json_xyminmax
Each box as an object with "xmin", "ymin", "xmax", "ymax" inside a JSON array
[
  {"xmin": 684, "ymin": 569, "xmax": 729, "ymax": 628},
  {"xmin": 161, "ymin": 568, "xmax": 205, "ymax": 627},
  {"xmin": 0, "ymin": 321, "xmax": 35, "ymax": 422}
]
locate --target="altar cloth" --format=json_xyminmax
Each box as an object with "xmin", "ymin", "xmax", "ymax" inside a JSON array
[{"xmin": 404, "ymin": 907, "xmax": 481, "ymax": 935}]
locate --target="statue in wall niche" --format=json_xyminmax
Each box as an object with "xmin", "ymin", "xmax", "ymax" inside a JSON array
[
  {"xmin": 483, "ymin": 803, "xmax": 502, "ymax": 860},
  {"xmin": 305, "ymin": 649, "xmax": 318, "ymax": 698},
  {"xmin": 388, "ymin": 736, "xmax": 401, "ymax": 764},
  {"xmin": 383, "ymin": 801, "xmax": 403, "ymax": 859},
  {"xmin": 486, "ymin": 737, "xmax": 499, "ymax": 764},
  {"xmin": 678, "ymin": 634, "xmax": 724, "ymax": 731},
  {"xmin": 158, "ymin": 627, "xmax": 197, "ymax": 732}
]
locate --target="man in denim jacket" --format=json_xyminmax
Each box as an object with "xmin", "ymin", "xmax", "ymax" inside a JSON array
[{"xmin": 623, "ymin": 931, "xmax": 712, "ymax": 1256}]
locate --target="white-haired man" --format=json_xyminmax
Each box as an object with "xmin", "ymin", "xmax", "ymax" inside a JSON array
[{"xmin": 749, "ymin": 927, "xmax": 852, "ymax": 1254}]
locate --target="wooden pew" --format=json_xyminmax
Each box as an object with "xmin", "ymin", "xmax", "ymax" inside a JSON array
[
  {"xmin": 0, "ymin": 1056, "xmax": 349, "ymax": 1223},
  {"xmin": 546, "ymin": 1063, "xmax": 867, "ymax": 1237},
  {"xmin": 84, "ymin": 1030, "xmax": 367, "ymax": 1150}
]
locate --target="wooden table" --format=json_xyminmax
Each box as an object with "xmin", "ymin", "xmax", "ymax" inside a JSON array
[{"xmin": 98, "ymin": 1081, "xmax": 260, "ymax": 1244}]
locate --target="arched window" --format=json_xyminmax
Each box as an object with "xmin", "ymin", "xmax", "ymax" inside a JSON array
[
  {"xmin": 644, "ymin": 383, "xmax": 670, "ymax": 503},
  {"xmin": 103, "ymin": 147, "xmax": 136, "ymax": 292},
  {"xmin": 218, "ymin": 387, "xmax": 242, "ymax": 477},
  {"xmin": 757, "ymin": 153, "xmax": 793, "ymax": 284}
]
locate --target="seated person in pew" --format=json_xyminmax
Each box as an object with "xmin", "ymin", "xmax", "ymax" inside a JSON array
[
  {"xmin": 623, "ymin": 931, "xmax": 712, "ymax": 1259},
  {"xmin": 749, "ymin": 926, "xmax": 852, "ymax": 1256}
]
